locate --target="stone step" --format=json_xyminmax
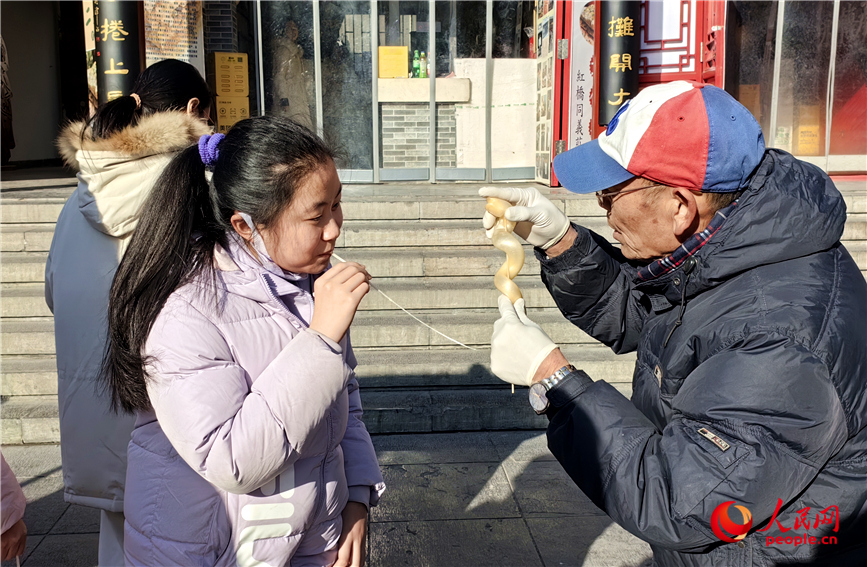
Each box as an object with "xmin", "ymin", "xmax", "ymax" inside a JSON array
[
  {"xmin": 349, "ymin": 308, "xmax": 590, "ymax": 348},
  {"xmin": 0, "ymin": 224, "xmax": 56, "ymax": 252},
  {"xmin": 354, "ymin": 344, "xmax": 635, "ymax": 388},
  {"xmin": 359, "ymin": 381, "xmax": 633, "ymax": 434},
  {"xmin": 1, "ymin": 283, "xmax": 52, "ymax": 317},
  {"xmin": 341, "ymin": 215, "xmax": 867, "ymax": 248},
  {"xmin": 1, "ymin": 276, "xmax": 552, "ymax": 319},
  {"xmin": 0, "ymin": 308, "xmax": 588, "ymax": 356},
  {"xmin": 360, "ymin": 276, "xmax": 555, "ymax": 311},
  {"xmin": 339, "ymin": 217, "xmax": 615, "ymax": 248},
  {"xmin": 0, "ymin": 346, "xmax": 636, "ymax": 441},
  {"xmin": 0, "ymin": 342, "xmax": 635, "ymax": 397},
  {"xmin": 0, "ymin": 355, "xmax": 57, "ymax": 396},
  {"xmin": 0, "ymin": 318, "xmax": 56, "ymax": 355},
  {"xmin": 0, "ymin": 395, "xmax": 60, "ymax": 445},
  {"xmin": 0, "ymin": 252, "xmax": 49, "ymax": 283},
  {"xmin": 0, "ymin": 202, "xmax": 65, "ymax": 224},
  {"xmin": 0, "ymin": 382, "xmax": 639, "ymax": 441},
  {"xmin": 844, "ymin": 213, "xmax": 867, "ymax": 240},
  {"xmin": 3, "ymin": 186, "xmax": 862, "ymax": 225},
  {"xmin": 334, "ymin": 245, "xmax": 543, "ymax": 278},
  {"xmin": 0, "ymin": 343, "xmax": 635, "ymax": 399}
]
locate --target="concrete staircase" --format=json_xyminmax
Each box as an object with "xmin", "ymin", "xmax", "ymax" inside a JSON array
[{"xmin": 2, "ymin": 178, "xmax": 866, "ymax": 443}]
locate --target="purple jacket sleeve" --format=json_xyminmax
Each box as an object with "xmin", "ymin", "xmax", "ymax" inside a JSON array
[
  {"xmin": 340, "ymin": 371, "xmax": 386, "ymax": 508},
  {"xmin": 1, "ymin": 452, "xmax": 26, "ymax": 534},
  {"xmin": 145, "ymin": 297, "xmax": 354, "ymax": 495}
]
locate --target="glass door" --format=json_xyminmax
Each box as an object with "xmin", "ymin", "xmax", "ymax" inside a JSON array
[
  {"xmin": 726, "ymin": 0, "xmax": 867, "ymax": 173},
  {"xmin": 377, "ymin": 0, "xmax": 432, "ymax": 181}
]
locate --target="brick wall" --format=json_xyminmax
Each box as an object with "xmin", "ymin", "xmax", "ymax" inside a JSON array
[
  {"xmin": 381, "ymin": 103, "xmax": 457, "ymax": 168},
  {"xmin": 203, "ymin": 1, "xmax": 238, "ymax": 54}
]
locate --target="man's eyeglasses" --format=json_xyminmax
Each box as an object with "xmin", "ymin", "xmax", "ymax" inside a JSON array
[{"xmin": 595, "ymin": 183, "xmax": 662, "ymax": 208}]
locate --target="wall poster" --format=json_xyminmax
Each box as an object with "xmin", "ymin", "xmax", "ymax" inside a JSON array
[
  {"xmin": 143, "ymin": 0, "xmax": 206, "ymax": 76},
  {"xmin": 534, "ymin": 0, "xmax": 557, "ymax": 183}
]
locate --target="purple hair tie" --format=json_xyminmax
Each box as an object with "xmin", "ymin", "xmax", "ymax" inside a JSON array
[{"xmin": 198, "ymin": 133, "xmax": 225, "ymax": 168}]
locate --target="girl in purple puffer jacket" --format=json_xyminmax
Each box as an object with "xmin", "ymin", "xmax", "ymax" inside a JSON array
[{"xmin": 103, "ymin": 116, "xmax": 385, "ymax": 566}]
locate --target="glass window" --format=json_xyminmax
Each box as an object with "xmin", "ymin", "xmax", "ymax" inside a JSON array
[
  {"xmin": 320, "ymin": 2, "xmax": 373, "ymax": 170},
  {"xmin": 725, "ymin": 1, "xmax": 778, "ymax": 140},
  {"xmin": 377, "ymin": 1, "xmax": 431, "ymax": 174},
  {"xmin": 491, "ymin": 1, "xmax": 535, "ymax": 175},
  {"xmin": 829, "ymin": 1, "xmax": 867, "ymax": 156},
  {"xmin": 261, "ymin": 2, "xmax": 317, "ymax": 131},
  {"xmin": 775, "ymin": 0, "xmax": 834, "ymax": 155},
  {"xmin": 436, "ymin": 1, "xmax": 486, "ymax": 171}
]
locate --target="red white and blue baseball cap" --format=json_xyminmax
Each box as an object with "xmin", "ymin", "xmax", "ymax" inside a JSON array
[{"xmin": 553, "ymin": 81, "xmax": 765, "ymax": 194}]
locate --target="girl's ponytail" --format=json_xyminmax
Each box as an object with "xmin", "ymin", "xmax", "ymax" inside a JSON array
[
  {"xmin": 104, "ymin": 143, "xmax": 224, "ymax": 413},
  {"xmin": 88, "ymin": 95, "xmax": 142, "ymax": 140},
  {"xmin": 85, "ymin": 59, "xmax": 211, "ymax": 142}
]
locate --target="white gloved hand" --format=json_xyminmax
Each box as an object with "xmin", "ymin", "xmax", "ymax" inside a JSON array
[
  {"xmin": 490, "ymin": 295, "xmax": 558, "ymax": 387},
  {"xmin": 479, "ymin": 186, "xmax": 570, "ymax": 249}
]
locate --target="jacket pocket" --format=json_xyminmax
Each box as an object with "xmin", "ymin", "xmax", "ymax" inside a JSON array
[
  {"xmin": 126, "ymin": 441, "xmax": 229, "ymax": 563},
  {"xmin": 669, "ymin": 418, "xmax": 751, "ymax": 518}
]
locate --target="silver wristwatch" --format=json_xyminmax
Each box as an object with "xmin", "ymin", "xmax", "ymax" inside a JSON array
[{"xmin": 529, "ymin": 364, "xmax": 576, "ymax": 414}]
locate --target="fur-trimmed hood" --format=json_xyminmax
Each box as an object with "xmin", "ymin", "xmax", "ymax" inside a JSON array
[
  {"xmin": 57, "ymin": 111, "xmax": 210, "ymax": 168},
  {"xmin": 55, "ymin": 112, "xmax": 210, "ymax": 240}
]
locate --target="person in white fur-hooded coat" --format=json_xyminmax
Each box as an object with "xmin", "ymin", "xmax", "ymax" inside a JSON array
[{"xmin": 45, "ymin": 59, "xmax": 212, "ymax": 566}]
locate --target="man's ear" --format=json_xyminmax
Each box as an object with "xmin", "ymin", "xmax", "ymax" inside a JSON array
[
  {"xmin": 671, "ymin": 187, "xmax": 700, "ymax": 240},
  {"xmin": 230, "ymin": 212, "xmax": 253, "ymax": 241}
]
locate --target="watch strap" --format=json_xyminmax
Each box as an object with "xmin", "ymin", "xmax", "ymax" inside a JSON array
[{"xmin": 541, "ymin": 364, "xmax": 576, "ymax": 391}]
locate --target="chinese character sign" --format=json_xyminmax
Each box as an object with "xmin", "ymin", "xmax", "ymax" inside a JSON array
[
  {"xmin": 598, "ymin": 1, "xmax": 640, "ymax": 126},
  {"xmin": 94, "ymin": 0, "xmax": 143, "ymax": 104},
  {"xmin": 569, "ymin": 1, "xmax": 595, "ymax": 149}
]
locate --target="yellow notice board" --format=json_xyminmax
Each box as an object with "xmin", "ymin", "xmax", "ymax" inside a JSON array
[
  {"xmin": 208, "ymin": 52, "xmax": 249, "ymax": 97},
  {"xmin": 797, "ymin": 105, "xmax": 821, "ymax": 156},
  {"xmin": 379, "ymin": 46, "xmax": 409, "ymax": 78}
]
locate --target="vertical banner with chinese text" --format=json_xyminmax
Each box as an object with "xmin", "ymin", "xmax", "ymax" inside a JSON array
[
  {"xmin": 94, "ymin": 0, "xmax": 144, "ymax": 103},
  {"xmin": 598, "ymin": 0, "xmax": 639, "ymax": 126},
  {"xmin": 569, "ymin": 1, "xmax": 595, "ymax": 149}
]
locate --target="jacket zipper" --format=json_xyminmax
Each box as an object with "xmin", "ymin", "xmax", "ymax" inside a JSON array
[
  {"xmin": 307, "ymin": 412, "xmax": 333, "ymax": 530},
  {"xmin": 260, "ymin": 273, "xmax": 309, "ymax": 331},
  {"xmin": 663, "ymin": 257, "xmax": 696, "ymax": 348},
  {"xmin": 260, "ymin": 273, "xmax": 334, "ymax": 530}
]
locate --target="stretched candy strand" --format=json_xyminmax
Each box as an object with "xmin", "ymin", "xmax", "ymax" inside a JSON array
[{"xmin": 331, "ymin": 253, "xmax": 477, "ymax": 351}]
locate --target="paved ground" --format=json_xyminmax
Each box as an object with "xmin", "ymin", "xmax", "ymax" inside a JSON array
[{"xmin": 1, "ymin": 432, "xmax": 653, "ymax": 567}]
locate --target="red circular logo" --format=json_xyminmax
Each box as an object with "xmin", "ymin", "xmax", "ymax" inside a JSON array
[{"xmin": 711, "ymin": 501, "xmax": 753, "ymax": 542}]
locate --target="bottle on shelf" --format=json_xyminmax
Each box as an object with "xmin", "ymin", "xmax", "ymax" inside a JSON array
[
  {"xmin": 412, "ymin": 50, "xmax": 420, "ymax": 78},
  {"xmin": 419, "ymin": 52, "xmax": 427, "ymax": 78}
]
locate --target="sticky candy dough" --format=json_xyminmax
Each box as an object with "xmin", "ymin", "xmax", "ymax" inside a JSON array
[{"xmin": 486, "ymin": 197, "xmax": 525, "ymax": 304}]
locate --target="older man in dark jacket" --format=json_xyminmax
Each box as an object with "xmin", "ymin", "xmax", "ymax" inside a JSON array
[{"xmin": 482, "ymin": 81, "xmax": 867, "ymax": 566}]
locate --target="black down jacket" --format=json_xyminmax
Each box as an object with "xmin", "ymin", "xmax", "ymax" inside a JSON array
[{"xmin": 539, "ymin": 150, "xmax": 867, "ymax": 566}]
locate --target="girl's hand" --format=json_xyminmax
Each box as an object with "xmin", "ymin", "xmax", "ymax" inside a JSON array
[
  {"xmin": 1, "ymin": 518, "xmax": 27, "ymax": 561},
  {"xmin": 310, "ymin": 262, "xmax": 371, "ymax": 343},
  {"xmin": 333, "ymin": 501, "xmax": 368, "ymax": 567}
]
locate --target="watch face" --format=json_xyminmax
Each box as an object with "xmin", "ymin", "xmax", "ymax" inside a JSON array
[{"xmin": 529, "ymin": 382, "xmax": 549, "ymax": 413}]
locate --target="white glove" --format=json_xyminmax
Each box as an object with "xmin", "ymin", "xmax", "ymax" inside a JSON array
[
  {"xmin": 479, "ymin": 186, "xmax": 570, "ymax": 249},
  {"xmin": 490, "ymin": 295, "xmax": 558, "ymax": 387}
]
